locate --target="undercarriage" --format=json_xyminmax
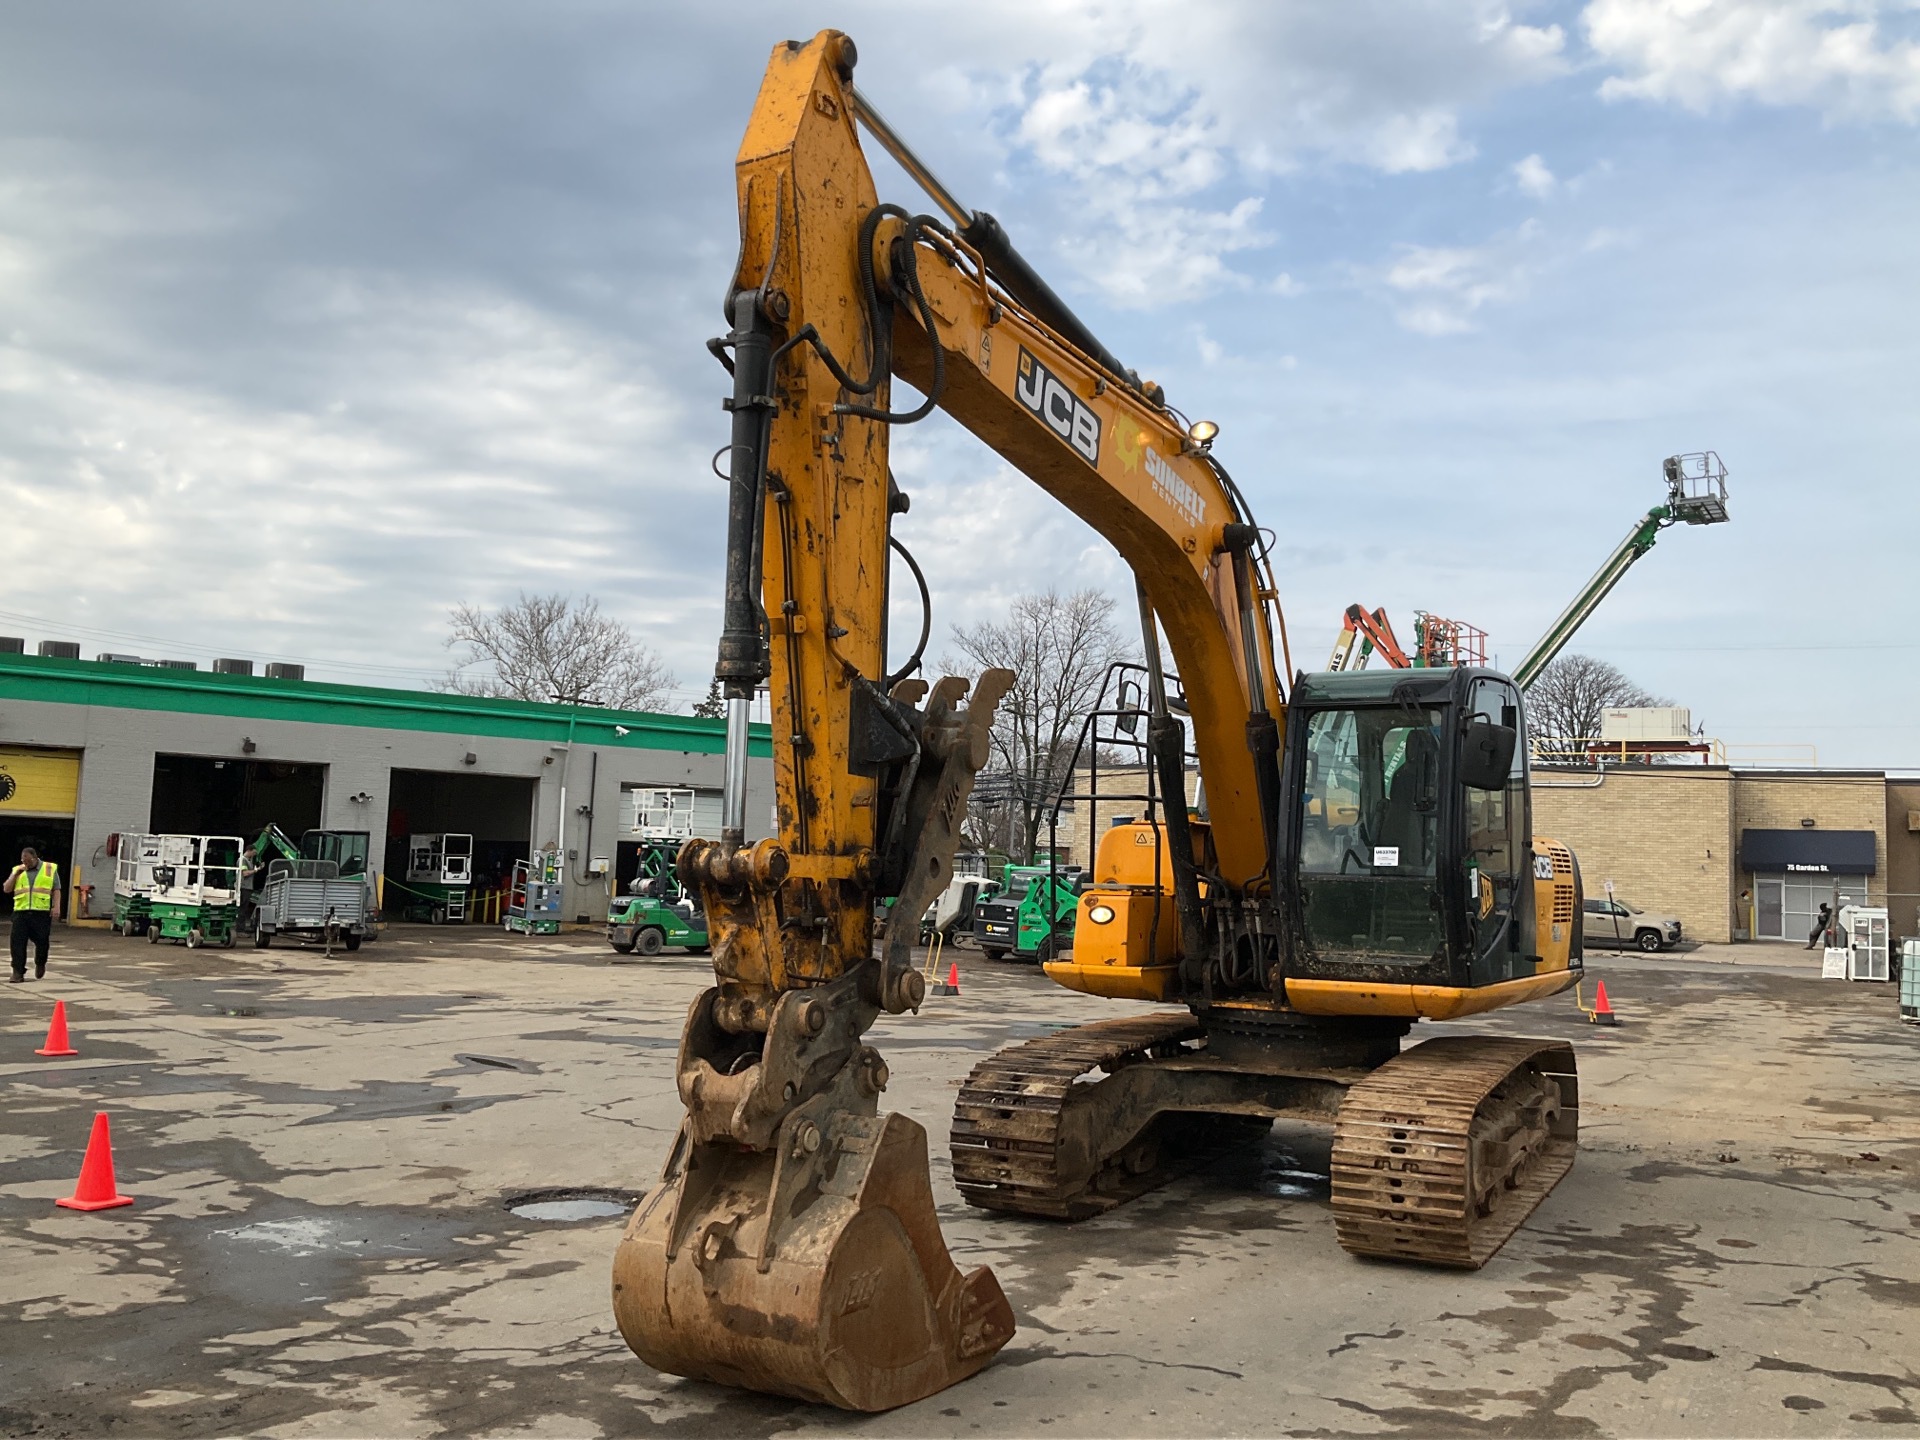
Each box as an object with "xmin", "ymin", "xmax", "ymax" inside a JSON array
[{"xmin": 953, "ymin": 1010, "xmax": 1577, "ymax": 1268}]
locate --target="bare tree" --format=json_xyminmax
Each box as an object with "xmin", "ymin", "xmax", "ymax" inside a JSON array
[
  {"xmin": 946, "ymin": 588, "xmax": 1135, "ymax": 862},
  {"xmin": 1525, "ymin": 655, "xmax": 1673, "ymax": 757},
  {"xmin": 440, "ymin": 592, "xmax": 675, "ymax": 711}
]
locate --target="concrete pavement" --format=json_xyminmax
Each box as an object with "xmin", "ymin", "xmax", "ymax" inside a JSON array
[{"xmin": 3, "ymin": 926, "xmax": 1917, "ymax": 1437}]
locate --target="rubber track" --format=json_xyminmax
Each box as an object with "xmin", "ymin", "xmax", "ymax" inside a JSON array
[
  {"xmin": 950, "ymin": 1011, "xmax": 1205, "ymax": 1219},
  {"xmin": 1330, "ymin": 1034, "xmax": 1578, "ymax": 1269}
]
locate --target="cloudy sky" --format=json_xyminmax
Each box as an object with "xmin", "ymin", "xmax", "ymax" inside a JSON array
[{"xmin": 2, "ymin": 2, "xmax": 1916, "ymax": 764}]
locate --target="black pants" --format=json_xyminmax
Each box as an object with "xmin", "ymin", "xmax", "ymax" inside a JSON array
[{"xmin": 11, "ymin": 910, "xmax": 51, "ymax": 977}]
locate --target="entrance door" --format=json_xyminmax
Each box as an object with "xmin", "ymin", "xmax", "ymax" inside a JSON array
[
  {"xmin": 1783, "ymin": 876, "xmax": 1829, "ymax": 945},
  {"xmin": 1755, "ymin": 877, "xmax": 1783, "ymax": 939}
]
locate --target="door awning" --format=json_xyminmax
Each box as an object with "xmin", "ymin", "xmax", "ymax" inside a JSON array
[{"xmin": 1739, "ymin": 828, "xmax": 1876, "ymax": 875}]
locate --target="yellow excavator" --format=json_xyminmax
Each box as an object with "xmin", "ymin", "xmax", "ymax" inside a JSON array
[{"xmin": 612, "ymin": 30, "xmax": 1585, "ymax": 1413}]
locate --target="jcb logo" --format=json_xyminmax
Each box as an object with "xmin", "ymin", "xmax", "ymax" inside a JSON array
[{"xmin": 1016, "ymin": 348, "xmax": 1100, "ymax": 466}]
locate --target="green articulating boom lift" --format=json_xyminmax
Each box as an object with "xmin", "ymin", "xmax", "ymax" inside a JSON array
[{"xmin": 1513, "ymin": 452, "xmax": 1731, "ymax": 689}]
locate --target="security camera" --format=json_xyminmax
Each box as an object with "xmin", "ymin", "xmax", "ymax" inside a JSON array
[{"xmin": 614, "ymin": 725, "xmax": 631, "ymax": 736}]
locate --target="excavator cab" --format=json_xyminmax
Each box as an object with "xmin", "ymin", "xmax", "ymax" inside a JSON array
[{"xmin": 1282, "ymin": 667, "xmax": 1534, "ymax": 988}]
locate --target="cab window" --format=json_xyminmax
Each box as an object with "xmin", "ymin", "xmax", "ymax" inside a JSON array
[
  {"xmin": 1299, "ymin": 706, "xmax": 1443, "ymax": 877},
  {"xmin": 1464, "ymin": 679, "xmax": 1526, "ymax": 878}
]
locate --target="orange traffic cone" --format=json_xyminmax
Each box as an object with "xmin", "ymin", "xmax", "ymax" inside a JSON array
[
  {"xmin": 1589, "ymin": 979, "xmax": 1619, "ymax": 1026},
  {"xmin": 35, "ymin": 1000, "xmax": 78, "ymax": 1057},
  {"xmin": 56, "ymin": 1113, "xmax": 134, "ymax": 1211},
  {"xmin": 934, "ymin": 960, "xmax": 961, "ymax": 996}
]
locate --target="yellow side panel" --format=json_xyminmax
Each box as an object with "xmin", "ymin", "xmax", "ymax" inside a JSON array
[
  {"xmin": 1043, "ymin": 958, "xmax": 1180, "ymax": 1002},
  {"xmin": 1096, "ymin": 822, "xmax": 1163, "ymax": 887},
  {"xmin": 0, "ymin": 747, "xmax": 80, "ymax": 815},
  {"xmin": 1533, "ymin": 837, "xmax": 1578, "ymax": 971},
  {"xmin": 1043, "ymin": 887, "xmax": 1181, "ymax": 1001},
  {"xmin": 1285, "ymin": 969, "xmax": 1580, "ymax": 1020}
]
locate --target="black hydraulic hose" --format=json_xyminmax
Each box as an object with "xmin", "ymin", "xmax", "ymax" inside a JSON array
[
  {"xmin": 1149, "ymin": 713, "xmax": 1210, "ymax": 979},
  {"xmin": 884, "ymin": 534, "xmax": 931, "ymax": 690},
  {"xmin": 764, "ymin": 204, "xmax": 944, "ymax": 425},
  {"xmin": 837, "ymin": 211, "xmax": 944, "ymax": 425}
]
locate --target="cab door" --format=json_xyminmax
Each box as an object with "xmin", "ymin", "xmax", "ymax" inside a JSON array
[{"xmin": 1462, "ymin": 677, "xmax": 1534, "ymax": 984}]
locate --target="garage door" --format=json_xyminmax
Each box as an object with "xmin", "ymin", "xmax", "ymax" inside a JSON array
[{"xmin": 0, "ymin": 747, "xmax": 81, "ymax": 817}]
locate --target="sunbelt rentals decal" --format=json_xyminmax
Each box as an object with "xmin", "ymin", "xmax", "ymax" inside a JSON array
[{"xmin": 1114, "ymin": 417, "xmax": 1206, "ymax": 527}]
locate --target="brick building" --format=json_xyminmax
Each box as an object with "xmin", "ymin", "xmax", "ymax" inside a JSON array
[{"xmin": 1532, "ymin": 764, "xmax": 1917, "ymax": 945}]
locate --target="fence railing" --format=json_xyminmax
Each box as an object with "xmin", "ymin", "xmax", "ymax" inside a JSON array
[{"xmin": 1530, "ymin": 737, "xmax": 1822, "ymax": 769}]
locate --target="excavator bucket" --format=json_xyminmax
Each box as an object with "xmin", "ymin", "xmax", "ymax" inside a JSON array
[
  {"xmin": 611, "ymin": 665, "xmax": 1019, "ymax": 1410},
  {"xmin": 612, "ymin": 1098, "xmax": 1014, "ymax": 1410}
]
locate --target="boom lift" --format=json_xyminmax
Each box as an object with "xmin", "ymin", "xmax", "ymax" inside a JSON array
[
  {"xmin": 1512, "ymin": 453, "xmax": 1730, "ymax": 689},
  {"xmin": 1327, "ymin": 606, "xmax": 1486, "ymax": 673},
  {"xmin": 1325, "ymin": 604, "xmax": 1410, "ymax": 671},
  {"xmin": 615, "ymin": 31, "xmax": 1584, "ymax": 1412}
]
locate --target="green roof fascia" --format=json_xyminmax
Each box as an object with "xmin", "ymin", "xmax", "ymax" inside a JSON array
[{"xmin": 0, "ymin": 652, "xmax": 772, "ymax": 756}]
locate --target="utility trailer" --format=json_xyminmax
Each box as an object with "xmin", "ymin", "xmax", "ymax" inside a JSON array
[
  {"xmin": 302, "ymin": 829, "xmax": 379, "ymax": 938},
  {"xmin": 253, "ymin": 856, "xmax": 372, "ymax": 952},
  {"xmin": 146, "ymin": 835, "xmax": 245, "ymax": 948}
]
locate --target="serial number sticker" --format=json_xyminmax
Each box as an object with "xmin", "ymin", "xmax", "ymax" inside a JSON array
[{"xmin": 1372, "ymin": 846, "xmax": 1399, "ymax": 868}]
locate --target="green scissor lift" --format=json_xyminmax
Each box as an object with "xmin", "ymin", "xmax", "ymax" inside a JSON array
[{"xmin": 144, "ymin": 834, "xmax": 245, "ymax": 948}]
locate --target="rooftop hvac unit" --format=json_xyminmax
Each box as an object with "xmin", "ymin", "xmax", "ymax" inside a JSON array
[
  {"xmin": 0, "ymin": 637, "xmax": 23, "ymax": 654},
  {"xmin": 213, "ymin": 658, "xmax": 254, "ymax": 676},
  {"xmin": 37, "ymin": 640, "xmax": 80, "ymax": 659},
  {"xmin": 156, "ymin": 659, "xmax": 197, "ymax": 670},
  {"xmin": 1600, "ymin": 706, "xmax": 1692, "ymax": 742},
  {"xmin": 99, "ymin": 652, "xmax": 146, "ymax": 665},
  {"xmin": 265, "ymin": 662, "xmax": 305, "ymax": 681}
]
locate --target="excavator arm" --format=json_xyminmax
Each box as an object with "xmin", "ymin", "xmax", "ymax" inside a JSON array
[
  {"xmin": 243, "ymin": 823, "xmax": 300, "ymax": 874},
  {"xmin": 612, "ymin": 30, "xmax": 1289, "ymax": 1412}
]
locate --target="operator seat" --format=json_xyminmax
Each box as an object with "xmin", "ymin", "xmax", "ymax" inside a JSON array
[{"xmin": 1377, "ymin": 728, "xmax": 1439, "ymax": 871}]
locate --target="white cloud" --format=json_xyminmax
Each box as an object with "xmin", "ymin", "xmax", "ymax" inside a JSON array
[
  {"xmin": 1360, "ymin": 109, "xmax": 1479, "ymax": 174},
  {"xmin": 0, "ymin": 278, "xmax": 716, "ymax": 683},
  {"xmin": 912, "ymin": 0, "xmax": 1569, "ymax": 305},
  {"xmin": 1584, "ymin": 0, "xmax": 1920, "ymax": 120},
  {"xmin": 1514, "ymin": 152, "xmax": 1559, "ymax": 197},
  {"xmin": 1382, "ymin": 223, "xmax": 1541, "ymax": 334}
]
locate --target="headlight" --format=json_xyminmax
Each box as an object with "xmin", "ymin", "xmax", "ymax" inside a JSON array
[{"xmin": 1087, "ymin": 904, "xmax": 1116, "ymax": 924}]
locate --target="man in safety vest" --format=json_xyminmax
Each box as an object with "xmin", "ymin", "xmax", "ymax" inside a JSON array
[{"xmin": 7, "ymin": 841, "xmax": 62, "ymax": 981}]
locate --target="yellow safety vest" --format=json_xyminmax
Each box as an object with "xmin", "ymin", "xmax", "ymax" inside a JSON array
[{"xmin": 13, "ymin": 862, "xmax": 57, "ymax": 912}]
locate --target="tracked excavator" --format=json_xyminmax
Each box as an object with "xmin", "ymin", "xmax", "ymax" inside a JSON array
[{"xmin": 612, "ymin": 30, "xmax": 1585, "ymax": 1413}]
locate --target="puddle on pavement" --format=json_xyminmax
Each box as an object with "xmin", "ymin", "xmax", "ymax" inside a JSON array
[
  {"xmin": 1258, "ymin": 1150, "xmax": 1331, "ymax": 1198},
  {"xmin": 203, "ymin": 1005, "xmax": 262, "ymax": 1018},
  {"xmin": 218, "ymin": 1216, "xmax": 401, "ymax": 1255},
  {"xmin": 511, "ymin": 1198, "xmax": 629, "ymax": 1221},
  {"xmin": 503, "ymin": 1186, "xmax": 638, "ymax": 1223}
]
